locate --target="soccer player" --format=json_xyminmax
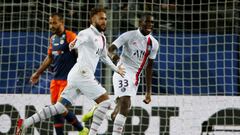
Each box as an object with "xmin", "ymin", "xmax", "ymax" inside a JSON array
[
  {"xmin": 82, "ymin": 13, "xmax": 159, "ymax": 135},
  {"xmin": 16, "ymin": 7, "xmax": 125, "ymax": 135},
  {"xmin": 26, "ymin": 13, "xmax": 88, "ymax": 135}
]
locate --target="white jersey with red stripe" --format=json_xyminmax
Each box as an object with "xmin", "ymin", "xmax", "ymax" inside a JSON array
[
  {"xmin": 113, "ymin": 29, "xmax": 159, "ymax": 83},
  {"xmin": 112, "ymin": 29, "xmax": 159, "ymax": 98}
]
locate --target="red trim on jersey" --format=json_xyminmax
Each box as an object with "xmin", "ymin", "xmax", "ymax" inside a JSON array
[
  {"xmin": 101, "ymin": 35, "xmax": 106, "ymax": 52},
  {"xmin": 134, "ymin": 37, "xmax": 152, "ymax": 86},
  {"xmin": 54, "ymin": 123, "xmax": 64, "ymax": 128}
]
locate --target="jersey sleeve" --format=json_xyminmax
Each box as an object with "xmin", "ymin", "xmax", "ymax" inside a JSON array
[
  {"xmin": 66, "ymin": 30, "xmax": 77, "ymax": 43},
  {"xmin": 149, "ymin": 39, "xmax": 159, "ymax": 60},
  {"xmin": 47, "ymin": 37, "xmax": 53, "ymax": 55},
  {"xmin": 112, "ymin": 32, "xmax": 129, "ymax": 48},
  {"xmin": 73, "ymin": 31, "xmax": 88, "ymax": 49}
]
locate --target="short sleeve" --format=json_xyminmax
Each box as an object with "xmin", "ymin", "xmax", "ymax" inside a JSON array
[
  {"xmin": 74, "ymin": 31, "xmax": 88, "ymax": 49},
  {"xmin": 112, "ymin": 32, "xmax": 129, "ymax": 48},
  {"xmin": 48, "ymin": 37, "xmax": 53, "ymax": 55},
  {"xmin": 149, "ymin": 39, "xmax": 159, "ymax": 60},
  {"xmin": 66, "ymin": 30, "xmax": 77, "ymax": 43}
]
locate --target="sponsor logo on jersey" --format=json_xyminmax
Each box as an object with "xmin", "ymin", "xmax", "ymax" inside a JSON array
[
  {"xmin": 54, "ymin": 43, "xmax": 59, "ymax": 46},
  {"xmin": 133, "ymin": 50, "xmax": 145, "ymax": 59}
]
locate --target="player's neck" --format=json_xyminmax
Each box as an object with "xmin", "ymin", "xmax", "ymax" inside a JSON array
[
  {"xmin": 56, "ymin": 27, "xmax": 65, "ymax": 36},
  {"xmin": 139, "ymin": 29, "xmax": 149, "ymax": 36}
]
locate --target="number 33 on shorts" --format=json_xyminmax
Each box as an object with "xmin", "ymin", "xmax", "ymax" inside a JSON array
[{"xmin": 118, "ymin": 79, "xmax": 129, "ymax": 92}]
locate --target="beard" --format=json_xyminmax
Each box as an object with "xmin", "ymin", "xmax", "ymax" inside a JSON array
[
  {"xmin": 50, "ymin": 27, "xmax": 59, "ymax": 34},
  {"xmin": 95, "ymin": 23, "xmax": 106, "ymax": 32}
]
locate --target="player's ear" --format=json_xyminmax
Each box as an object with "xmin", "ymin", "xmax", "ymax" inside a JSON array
[
  {"xmin": 91, "ymin": 15, "xmax": 96, "ymax": 24},
  {"xmin": 139, "ymin": 20, "xmax": 143, "ymax": 27}
]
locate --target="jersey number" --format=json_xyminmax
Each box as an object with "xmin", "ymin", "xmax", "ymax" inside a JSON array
[{"xmin": 118, "ymin": 79, "xmax": 129, "ymax": 88}]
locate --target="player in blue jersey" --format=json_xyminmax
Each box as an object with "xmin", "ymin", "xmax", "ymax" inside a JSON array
[{"xmin": 16, "ymin": 13, "xmax": 88, "ymax": 135}]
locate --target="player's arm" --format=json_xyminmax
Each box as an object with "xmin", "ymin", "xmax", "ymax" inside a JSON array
[
  {"xmin": 144, "ymin": 39, "xmax": 159, "ymax": 104},
  {"xmin": 108, "ymin": 31, "xmax": 129, "ymax": 63},
  {"xmin": 143, "ymin": 58, "xmax": 154, "ymax": 104},
  {"xmin": 69, "ymin": 31, "xmax": 87, "ymax": 51},
  {"xmin": 100, "ymin": 45, "xmax": 125, "ymax": 77},
  {"xmin": 67, "ymin": 31, "xmax": 78, "ymax": 56},
  {"xmin": 108, "ymin": 44, "xmax": 120, "ymax": 64},
  {"xmin": 30, "ymin": 54, "xmax": 53, "ymax": 84}
]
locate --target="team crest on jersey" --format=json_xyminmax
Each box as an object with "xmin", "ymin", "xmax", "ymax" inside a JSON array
[
  {"xmin": 60, "ymin": 39, "xmax": 64, "ymax": 44},
  {"xmin": 121, "ymin": 87, "xmax": 126, "ymax": 92}
]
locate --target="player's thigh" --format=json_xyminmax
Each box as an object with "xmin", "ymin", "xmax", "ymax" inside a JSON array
[
  {"xmin": 113, "ymin": 72, "xmax": 138, "ymax": 98},
  {"xmin": 60, "ymin": 82, "xmax": 80, "ymax": 105},
  {"xmin": 79, "ymin": 79, "xmax": 107, "ymax": 100},
  {"xmin": 58, "ymin": 80, "xmax": 68, "ymax": 98},
  {"xmin": 50, "ymin": 80, "xmax": 60, "ymax": 104}
]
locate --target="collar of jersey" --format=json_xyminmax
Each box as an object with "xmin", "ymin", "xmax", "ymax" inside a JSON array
[
  {"xmin": 137, "ymin": 28, "xmax": 150, "ymax": 39},
  {"xmin": 90, "ymin": 25, "xmax": 103, "ymax": 36}
]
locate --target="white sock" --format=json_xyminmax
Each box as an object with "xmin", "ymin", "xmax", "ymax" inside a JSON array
[
  {"xmin": 106, "ymin": 109, "xmax": 114, "ymax": 121},
  {"xmin": 112, "ymin": 114, "xmax": 126, "ymax": 135},
  {"xmin": 23, "ymin": 102, "xmax": 67, "ymax": 128},
  {"xmin": 89, "ymin": 99, "xmax": 111, "ymax": 135}
]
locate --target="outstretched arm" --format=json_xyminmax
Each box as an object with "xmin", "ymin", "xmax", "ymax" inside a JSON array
[
  {"xmin": 30, "ymin": 54, "xmax": 53, "ymax": 84},
  {"xmin": 101, "ymin": 55, "xmax": 125, "ymax": 77},
  {"xmin": 143, "ymin": 59, "xmax": 154, "ymax": 104},
  {"xmin": 101, "ymin": 44, "xmax": 125, "ymax": 77}
]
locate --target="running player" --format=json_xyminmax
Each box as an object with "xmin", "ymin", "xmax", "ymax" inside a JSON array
[{"xmin": 16, "ymin": 7, "xmax": 125, "ymax": 135}]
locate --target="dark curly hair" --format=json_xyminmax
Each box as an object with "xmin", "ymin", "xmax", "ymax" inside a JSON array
[{"xmin": 90, "ymin": 7, "xmax": 106, "ymax": 19}]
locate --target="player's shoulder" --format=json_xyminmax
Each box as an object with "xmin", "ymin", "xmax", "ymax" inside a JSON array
[
  {"xmin": 149, "ymin": 35, "xmax": 159, "ymax": 45},
  {"xmin": 65, "ymin": 30, "xmax": 76, "ymax": 36},
  {"xmin": 50, "ymin": 34, "xmax": 56, "ymax": 40},
  {"xmin": 121, "ymin": 30, "xmax": 137, "ymax": 36},
  {"xmin": 77, "ymin": 28, "xmax": 90, "ymax": 36},
  {"xmin": 119, "ymin": 30, "xmax": 138, "ymax": 39}
]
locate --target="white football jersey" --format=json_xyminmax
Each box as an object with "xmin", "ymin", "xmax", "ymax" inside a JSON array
[
  {"xmin": 72, "ymin": 25, "xmax": 116, "ymax": 75},
  {"xmin": 113, "ymin": 29, "xmax": 159, "ymax": 74}
]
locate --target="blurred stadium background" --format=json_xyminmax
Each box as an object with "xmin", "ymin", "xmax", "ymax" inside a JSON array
[{"xmin": 0, "ymin": 0, "xmax": 240, "ymax": 135}]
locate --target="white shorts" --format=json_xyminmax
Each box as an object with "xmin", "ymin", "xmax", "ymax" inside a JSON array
[
  {"xmin": 113, "ymin": 69, "xmax": 139, "ymax": 98},
  {"xmin": 60, "ymin": 64, "xmax": 106, "ymax": 104}
]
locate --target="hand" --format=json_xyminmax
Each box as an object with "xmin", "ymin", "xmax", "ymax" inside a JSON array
[
  {"xmin": 117, "ymin": 64, "xmax": 125, "ymax": 77},
  {"xmin": 69, "ymin": 38, "xmax": 77, "ymax": 51},
  {"xmin": 143, "ymin": 92, "xmax": 151, "ymax": 104},
  {"xmin": 30, "ymin": 72, "xmax": 40, "ymax": 85}
]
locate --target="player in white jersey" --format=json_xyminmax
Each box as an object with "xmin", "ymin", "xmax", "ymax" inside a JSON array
[
  {"xmin": 82, "ymin": 13, "xmax": 159, "ymax": 135},
  {"xmin": 16, "ymin": 7, "xmax": 125, "ymax": 135},
  {"xmin": 108, "ymin": 14, "xmax": 159, "ymax": 135}
]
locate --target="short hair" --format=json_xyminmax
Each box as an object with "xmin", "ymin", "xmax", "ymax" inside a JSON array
[
  {"xmin": 139, "ymin": 13, "xmax": 153, "ymax": 22},
  {"xmin": 50, "ymin": 13, "xmax": 63, "ymax": 21},
  {"xmin": 90, "ymin": 7, "xmax": 106, "ymax": 18}
]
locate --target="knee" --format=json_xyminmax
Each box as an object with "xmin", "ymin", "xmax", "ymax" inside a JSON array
[
  {"xmin": 55, "ymin": 102, "xmax": 68, "ymax": 114},
  {"xmin": 95, "ymin": 93, "xmax": 110, "ymax": 104},
  {"xmin": 119, "ymin": 97, "xmax": 131, "ymax": 116}
]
